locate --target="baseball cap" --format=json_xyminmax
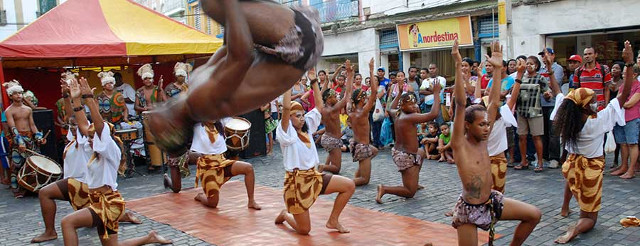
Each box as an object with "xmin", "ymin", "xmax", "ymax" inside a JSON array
[
  {"xmin": 568, "ymin": 55, "xmax": 582, "ymax": 63},
  {"xmin": 538, "ymin": 47, "xmax": 555, "ymax": 55},
  {"xmin": 377, "ymin": 67, "xmax": 385, "ymax": 72}
]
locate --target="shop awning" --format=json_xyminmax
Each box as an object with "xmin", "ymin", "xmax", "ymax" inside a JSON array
[{"xmin": 0, "ymin": 0, "xmax": 222, "ymax": 68}]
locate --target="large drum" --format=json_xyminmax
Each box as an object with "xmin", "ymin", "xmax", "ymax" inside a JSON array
[
  {"xmin": 142, "ymin": 111, "xmax": 164, "ymax": 167},
  {"xmin": 18, "ymin": 155, "xmax": 62, "ymax": 192},
  {"xmin": 224, "ymin": 117, "xmax": 251, "ymax": 151}
]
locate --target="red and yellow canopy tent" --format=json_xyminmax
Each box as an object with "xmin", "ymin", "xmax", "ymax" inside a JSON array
[{"xmin": 0, "ymin": 0, "xmax": 222, "ymax": 110}]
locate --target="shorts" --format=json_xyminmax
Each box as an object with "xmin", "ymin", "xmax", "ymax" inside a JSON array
[
  {"xmin": 254, "ymin": 6, "xmax": 323, "ymax": 71},
  {"xmin": 451, "ymin": 190, "xmax": 504, "ymax": 231},
  {"xmin": 351, "ymin": 141, "xmax": 376, "ymax": 162},
  {"xmin": 613, "ymin": 118, "xmax": 640, "ymax": 144},
  {"xmin": 516, "ymin": 115, "xmax": 544, "ymax": 136},
  {"xmin": 391, "ymin": 147, "xmax": 423, "ymax": 172}
]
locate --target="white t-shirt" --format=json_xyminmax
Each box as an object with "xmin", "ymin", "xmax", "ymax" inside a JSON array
[
  {"xmin": 276, "ymin": 108, "xmax": 322, "ymax": 171},
  {"xmin": 420, "ymin": 76, "xmax": 446, "ymax": 105},
  {"xmin": 551, "ymin": 93, "xmax": 625, "ymax": 158},
  {"xmin": 86, "ymin": 123, "xmax": 121, "ymax": 190},
  {"xmin": 270, "ymin": 99, "xmax": 278, "ymax": 113},
  {"xmin": 488, "ymin": 104, "xmax": 517, "ymax": 156},
  {"xmin": 63, "ymin": 128, "xmax": 92, "ymax": 182},
  {"xmin": 115, "ymin": 83, "xmax": 136, "ymax": 116},
  {"xmin": 190, "ymin": 118, "xmax": 232, "ymax": 155}
]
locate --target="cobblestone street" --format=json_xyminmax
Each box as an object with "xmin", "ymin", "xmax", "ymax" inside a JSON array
[{"xmin": 1, "ymin": 146, "xmax": 639, "ymax": 245}]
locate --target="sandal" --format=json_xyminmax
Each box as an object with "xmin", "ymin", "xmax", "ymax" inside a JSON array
[
  {"xmin": 514, "ymin": 164, "xmax": 529, "ymax": 170},
  {"xmin": 534, "ymin": 166, "xmax": 544, "ymax": 173}
]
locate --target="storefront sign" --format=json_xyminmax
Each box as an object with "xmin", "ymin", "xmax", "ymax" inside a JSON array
[{"xmin": 397, "ymin": 16, "xmax": 473, "ymax": 51}]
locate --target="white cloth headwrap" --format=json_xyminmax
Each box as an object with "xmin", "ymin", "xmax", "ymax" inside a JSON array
[
  {"xmin": 98, "ymin": 71, "xmax": 116, "ymax": 86},
  {"xmin": 137, "ymin": 64, "xmax": 155, "ymax": 80},
  {"xmin": 6, "ymin": 85, "xmax": 24, "ymax": 95}
]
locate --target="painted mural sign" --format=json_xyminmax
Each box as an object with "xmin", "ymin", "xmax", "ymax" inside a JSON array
[{"xmin": 397, "ymin": 16, "xmax": 473, "ymax": 51}]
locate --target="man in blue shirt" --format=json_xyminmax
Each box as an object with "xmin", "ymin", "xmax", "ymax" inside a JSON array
[
  {"xmin": 377, "ymin": 67, "xmax": 390, "ymax": 88},
  {"xmin": 486, "ymin": 60, "xmax": 516, "ymax": 102}
]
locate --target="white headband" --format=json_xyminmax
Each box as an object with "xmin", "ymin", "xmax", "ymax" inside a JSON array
[
  {"xmin": 142, "ymin": 72, "xmax": 154, "ymax": 80},
  {"xmin": 101, "ymin": 77, "xmax": 115, "ymax": 86},
  {"xmin": 6, "ymin": 85, "xmax": 24, "ymax": 95},
  {"xmin": 174, "ymin": 70, "xmax": 187, "ymax": 77}
]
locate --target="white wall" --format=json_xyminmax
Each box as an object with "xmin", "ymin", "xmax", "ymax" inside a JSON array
[
  {"xmin": 0, "ymin": 0, "xmax": 68, "ymax": 41},
  {"xmin": 511, "ymin": 0, "xmax": 640, "ymax": 57},
  {"xmin": 321, "ymin": 28, "xmax": 379, "ymax": 76}
]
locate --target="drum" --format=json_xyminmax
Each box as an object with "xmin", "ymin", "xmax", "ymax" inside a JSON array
[
  {"xmin": 115, "ymin": 129, "xmax": 139, "ymax": 141},
  {"xmin": 142, "ymin": 111, "xmax": 164, "ymax": 167},
  {"xmin": 224, "ymin": 117, "xmax": 251, "ymax": 151},
  {"xmin": 17, "ymin": 155, "xmax": 62, "ymax": 192}
]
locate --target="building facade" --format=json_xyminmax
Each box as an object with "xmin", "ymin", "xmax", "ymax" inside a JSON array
[{"xmin": 0, "ymin": 0, "xmax": 68, "ymax": 41}]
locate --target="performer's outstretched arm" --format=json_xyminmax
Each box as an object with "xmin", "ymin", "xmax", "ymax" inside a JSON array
[
  {"xmin": 485, "ymin": 41, "xmax": 503, "ymax": 129},
  {"xmin": 451, "ymin": 39, "xmax": 466, "ymax": 148},
  {"xmin": 281, "ymin": 89, "xmax": 292, "ymax": 132}
]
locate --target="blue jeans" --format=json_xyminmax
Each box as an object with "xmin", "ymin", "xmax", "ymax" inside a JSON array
[{"xmin": 613, "ymin": 118, "xmax": 640, "ymax": 144}]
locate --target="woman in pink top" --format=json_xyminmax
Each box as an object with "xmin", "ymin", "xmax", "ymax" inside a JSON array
[{"xmin": 611, "ymin": 65, "xmax": 640, "ymax": 179}]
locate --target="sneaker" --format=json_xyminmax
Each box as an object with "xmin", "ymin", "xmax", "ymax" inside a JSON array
[{"xmin": 549, "ymin": 160, "xmax": 559, "ymax": 169}]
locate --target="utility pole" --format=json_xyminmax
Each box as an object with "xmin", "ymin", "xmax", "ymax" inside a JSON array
[{"xmin": 498, "ymin": 0, "xmax": 513, "ymax": 58}]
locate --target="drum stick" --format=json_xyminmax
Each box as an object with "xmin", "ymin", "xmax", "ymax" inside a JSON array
[
  {"xmin": 42, "ymin": 130, "xmax": 51, "ymax": 140},
  {"xmin": 24, "ymin": 148, "xmax": 45, "ymax": 157}
]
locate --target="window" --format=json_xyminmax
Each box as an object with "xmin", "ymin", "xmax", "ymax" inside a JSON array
[
  {"xmin": 38, "ymin": 0, "xmax": 57, "ymax": 16},
  {"xmin": 194, "ymin": 4, "xmax": 201, "ymax": 30}
]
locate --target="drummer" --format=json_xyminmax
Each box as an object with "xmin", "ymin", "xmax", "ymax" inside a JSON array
[
  {"xmin": 163, "ymin": 62, "xmax": 193, "ymax": 193},
  {"xmin": 31, "ymin": 81, "xmax": 141, "ymax": 243},
  {"xmin": 191, "ymin": 118, "xmax": 261, "ymax": 210},
  {"xmin": 134, "ymin": 64, "xmax": 164, "ymax": 114},
  {"xmin": 3, "ymin": 80, "xmax": 45, "ymax": 198},
  {"xmin": 61, "ymin": 77, "xmax": 171, "ymax": 245},
  {"xmin": 96, "ymin": 71, "xmax": 129, "ymax": 127}
]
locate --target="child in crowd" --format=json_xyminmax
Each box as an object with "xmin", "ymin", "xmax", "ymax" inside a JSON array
[
  {"xmin": 421, "ymin": 121, "xmax": 440, "ymax": 160},
  {"xmin": 341, "ymin": 119, "xmax": 354, "ymax": 152},
  {"xmin": 437, "ymin": 122, "xmax": 454, "ymax": 163}
]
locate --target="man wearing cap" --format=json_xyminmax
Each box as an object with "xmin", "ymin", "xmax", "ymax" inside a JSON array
[
  {"xmin": 377, "ymin": 67, "xmax": 391, "ymax": 89},
  {"xmin": 539, "ymin": 48, "xmax": 564, "ymax": 169},
  {"xmin": 564, "ymin": 55, "xmax": 582, "ymax": 93}
]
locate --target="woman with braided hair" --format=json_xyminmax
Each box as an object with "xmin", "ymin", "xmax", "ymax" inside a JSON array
[{"xmin": 552, "ymin": 41, "xmax": 635, "ymax": 244}]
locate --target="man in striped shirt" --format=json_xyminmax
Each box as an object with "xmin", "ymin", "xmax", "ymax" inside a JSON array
[{"xmin": 573, "ymin": 47, "xmax": 612, "ymax": 111}]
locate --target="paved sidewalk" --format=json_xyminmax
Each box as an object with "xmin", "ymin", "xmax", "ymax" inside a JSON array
[{"xmin": 1, "ymin": 145, "xmax": 639, "ymax": 245}]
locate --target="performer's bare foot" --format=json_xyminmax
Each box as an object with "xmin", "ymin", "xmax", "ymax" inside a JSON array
[
  {"xmin": 30, "ymin": 232, "xmax": 57, "ymax": 243},
  {"xmin": 121, "ymin": 211, "xmax": 142, "ymax": 224},
  {"xmin": 560, "ymin": 209, "xmax": 572, "ymax": 217},
  {"xmin": 610, "ymin": 168, "xmax": 627, "ymax": 176},
  {"xmin": 554, "ymin": 225, "xmax": 578, "ymax": 244},
  {"xmin": 417, "ymin": 184, "xmax": 425, "ymax": 190},
  {"xmin": 275, "ymin": 209, "xmax": 287, "ymax": 224},
  {"xmin": 444, "ymin": 211, "xmax": 453, "ymax": 217},
  {"xmin": 194, "ymin": 193, "xmax": 205, "ymax": 202},
  {"xmin": 620, "ymin": 172, "xmax": 635, "ymax": 179},
  {"xmin": 147, "ymin": 230, "xmax": 172, "ymax": 245},
  {"xmin": 438, "ymin": 157, "xmax": 445, "ymax": 162},
  {"xmin": 326, "ymin": 219, "xmax": 350, "ymax": 233},
  {"xmin": 375, "ymin": 184, "xmax": 384, "ymax": 204},
  {"xmin": 248, "ymin": 200, "xmax": 262, "ymax": 210}
]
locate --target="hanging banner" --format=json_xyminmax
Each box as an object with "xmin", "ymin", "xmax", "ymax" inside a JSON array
[{"xmin": 397, "ymin": 16, "xmax": 473, "ymax": 51}]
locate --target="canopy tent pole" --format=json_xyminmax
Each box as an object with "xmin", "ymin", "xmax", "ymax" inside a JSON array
[{"xmin": 0, "ymin": 60, "xmax": 8, "ymax": 110}]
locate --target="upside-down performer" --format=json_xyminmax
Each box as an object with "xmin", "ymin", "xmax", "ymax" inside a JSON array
[
  {"xmin": 163, "ymin": 62, "xmax": 194, "ymax": 193},
  {"xmin": 60, "ymin": 77, "xmax": 170, "ymax": 246},
  {"xmin": 275, "ymin": 69, "xmax": 355, "ymax": 235},
  {"xmin": 147, "ymin": 0, "xmax": 324, "ymax": 157}
]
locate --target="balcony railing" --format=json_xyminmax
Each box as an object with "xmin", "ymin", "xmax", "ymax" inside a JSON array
[
  {"xmin": 311, "ymin": 0, "xmax": 359, "ymax": 23},
  {"xmin": 163, "ymin": 0, "xmax": 186, "ymax": 15}
]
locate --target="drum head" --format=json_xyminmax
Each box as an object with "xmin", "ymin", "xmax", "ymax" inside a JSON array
[
  {"xmin": 226, "ymin": 117, "xmax": 251, "ymax": 130},
  {"xmin": 29, "ymin": 156, "xmax": 61, "ymax": 174}
]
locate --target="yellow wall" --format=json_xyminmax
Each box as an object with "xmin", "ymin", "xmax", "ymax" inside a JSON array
[{"xmin": 186, "ymin": 1, "xmax": 222, "ymax": 36}]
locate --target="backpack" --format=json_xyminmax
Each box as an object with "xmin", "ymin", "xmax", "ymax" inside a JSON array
[{"xmin": 574, "ymin": 63, "xmax": 607, "ymax": 88}]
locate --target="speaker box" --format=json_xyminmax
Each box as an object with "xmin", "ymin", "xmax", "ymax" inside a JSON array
[
  {"xmin": 239, "ymin": 109, "xmax": 266, "ymax": 159},
  {"xmin": 32, "ymin": 109, "xmax": 59, "ymax": 163}
]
